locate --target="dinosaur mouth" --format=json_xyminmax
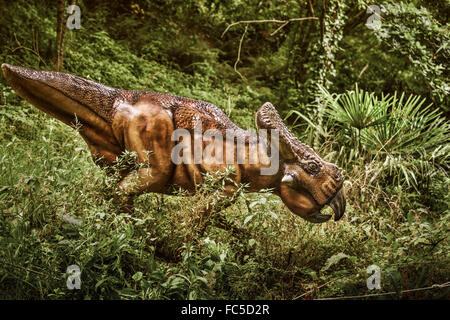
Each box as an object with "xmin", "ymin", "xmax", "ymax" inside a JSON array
[
  {"xmin": 280, "ymin": 184, "xmax": 346, "ymax": 223},
  {"xmin": 304, "ymin": 188, "xmax": 346, "ymax": 223}
]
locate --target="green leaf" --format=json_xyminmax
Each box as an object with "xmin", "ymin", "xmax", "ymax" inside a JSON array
[
  {"xmin": 321, "ymin": 253, "xmax": 352, "ymax": 273},
  {"xmin": 243, "ymin": 214, "xmax": 254, "ymax": 225},
  {"xmin": 132, "ymin": 272, "xmax": 143, "ymax": 281}
]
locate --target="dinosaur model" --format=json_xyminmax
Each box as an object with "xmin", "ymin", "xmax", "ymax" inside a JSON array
[{"xmin": 2, "ymin": 63, "xmax": 345, "ymax": 223}]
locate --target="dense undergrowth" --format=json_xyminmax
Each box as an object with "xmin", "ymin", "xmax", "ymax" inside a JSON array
[{"xmin": 0, "ymin": 0, "xmax": 448, "ymax": 299}]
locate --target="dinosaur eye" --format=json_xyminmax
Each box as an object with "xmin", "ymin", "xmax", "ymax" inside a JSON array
[{"xmin": 307, "ymin": 162, "xmax": 320, "ymax": 173}]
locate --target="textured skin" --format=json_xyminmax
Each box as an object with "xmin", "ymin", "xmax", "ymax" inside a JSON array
[
  {"xmin": 256, "ymin": 102, "xmax": 321, "ymax": 162},
  {"xmin": 2, "ymin": 64, "xmax": 346, "ymax": 223}
]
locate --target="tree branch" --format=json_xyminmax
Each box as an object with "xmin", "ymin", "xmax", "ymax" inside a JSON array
[
  {"xmin": 234, "ymin": 24, "xmax": 248, "ymax": 80},
  {"xmin": 223, "ymin": 17, "xmax": 319, "ymax": 80},
  {"xmin": 221, "ymin": 17, "xmax": 318, "ymax": 38}
]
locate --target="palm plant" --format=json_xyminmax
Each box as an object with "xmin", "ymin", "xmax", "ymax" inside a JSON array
[{"xmin": 288, "ymin": 85, "xmax": 450, "ymax": 191}]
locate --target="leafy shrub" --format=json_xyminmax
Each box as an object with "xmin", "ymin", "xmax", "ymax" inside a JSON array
[{"xmin": 290, "ymin": 85, "xmax": 449, "ymax": 192}]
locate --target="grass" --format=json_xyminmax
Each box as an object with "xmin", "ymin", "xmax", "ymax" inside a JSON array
[
  {"xmin": 0, "ymin": 1, "xmax": 448, "ymax": 299},
  {"xmin": 0, "ymin": 97, "xmax": 448, "ymax": 299}
]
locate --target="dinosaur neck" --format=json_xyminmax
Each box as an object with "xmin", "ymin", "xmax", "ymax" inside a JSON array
[{"xmin": 236, "ymin": 130, "xmax": 283, "ymax": 192}]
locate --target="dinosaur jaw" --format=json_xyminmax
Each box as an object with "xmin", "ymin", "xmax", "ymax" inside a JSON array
[
  {"xmin": 1, "ymin": 64, "xmax": 122, "ymax": 158},
  {"xmin": 280, "ymin": 184, "xmax": 346, "ymax": 223},
  {"xmin": 304, "ymin": 188, "xmax": 346, "ymax": 223}
]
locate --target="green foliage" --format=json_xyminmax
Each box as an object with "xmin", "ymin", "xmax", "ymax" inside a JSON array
[
  {"xmin": 0, "ymin": 0, "xmax": 449, "ymax": 300},
  {"xmin": 373, "ymin": 2, "xmax": 449, "ymax": 111},
  {"xmin": 290, "ymin": 85, "xmax": 449, "ymax": 192}
]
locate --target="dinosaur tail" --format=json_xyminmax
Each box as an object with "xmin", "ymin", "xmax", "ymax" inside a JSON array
[
  {"xmin": 1, "ymin": 63, "xmax": 124, "ymax": 155},
  {"xmin": 2, "ymin": 63, "xmax": 119, "ymax": 125}
]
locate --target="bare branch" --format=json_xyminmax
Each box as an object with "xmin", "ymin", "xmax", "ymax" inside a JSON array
[
  {"xmin": 308, "ymin": 0, "xmax": 316, "ymax": 17},
  {"xmin": 221, "ymin": 17, "xmax": 318, "ymax": 38},
  {"xmin": 358, "ymin": 63, "xmax": 369, "ymax": 79},
  {"xmin": 270, "ymin": 21, "xmax": 289, "ymax": 36},
  {"xmin": 234, "ymin": 24, "xmax": 248, "ymax": 80},
  {"xmin": 8, "ymin": 33, "xmax": 48, "ymax": 68},
  {"xmin": 223, "ymin": 16, "xmax": 318, "ymax": 80}
]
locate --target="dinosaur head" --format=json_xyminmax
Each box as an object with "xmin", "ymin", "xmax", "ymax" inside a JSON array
[
  {"xmin": 256, "ymin": 102, "xmax": 345, "ymax": 223},
  {"xmin": 1, "ymin": 63, "xmax": 124, "ymax": 165}
]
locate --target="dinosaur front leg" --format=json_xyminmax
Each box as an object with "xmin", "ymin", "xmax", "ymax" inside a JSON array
[
  {"xmin": 112, "ymin": 100, "xmax": 175, "ymax": 211},
  {"xmin": 115, "ymin": 168, "xmax": 151, "ymax": 212}
]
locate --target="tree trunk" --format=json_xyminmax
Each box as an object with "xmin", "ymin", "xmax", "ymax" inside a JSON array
[
  {"xmin": 56, "ymin": 0, "xmax": 77, "ymax": 71},
  {"xmin": 56, "ymin": 0, "xmax": 66, "ymax": 71}
]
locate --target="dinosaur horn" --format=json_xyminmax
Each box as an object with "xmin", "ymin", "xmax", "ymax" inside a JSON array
[
  {"xmin": 255, "ymin": 102, "xmax": 319, "ymax": 161},
  {"xmin": 1, "ymin": 63, "xmax": 121, "ymax": 151}
]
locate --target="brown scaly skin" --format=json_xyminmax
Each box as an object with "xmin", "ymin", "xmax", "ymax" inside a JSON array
[{"xmin": 1, "ymin": 64, "xmax": 345, "ymax": 223}]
